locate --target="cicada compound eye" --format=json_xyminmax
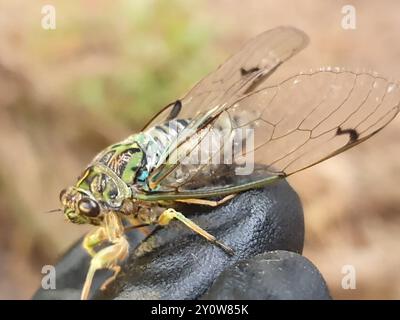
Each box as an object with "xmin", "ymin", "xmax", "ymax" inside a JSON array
[{"xmin": 78, "ymin": 198, "xmax": 100, "ymax": 217}]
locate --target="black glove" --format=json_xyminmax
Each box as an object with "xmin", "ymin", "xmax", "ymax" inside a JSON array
[{"xmin": 33, "ymin": 180, "xmax": 330, "ymax": 300}]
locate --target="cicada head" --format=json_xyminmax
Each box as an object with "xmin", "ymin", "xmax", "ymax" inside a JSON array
[
  {"xmin": 59, "ymin": 186, "xmax": 102, "ymax": 225},
  {"xmin": 59, "ymin": 164, "xmax": 127, "ymax": 225}
]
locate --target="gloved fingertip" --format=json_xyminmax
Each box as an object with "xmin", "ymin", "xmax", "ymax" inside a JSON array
[{"xmin": 202, "ymin": 250, "xmax": 331, "ymax": 300}]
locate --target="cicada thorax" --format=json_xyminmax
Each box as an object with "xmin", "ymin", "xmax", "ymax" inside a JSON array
[
  {"xmin": 98, "ymin": 141, "xmax": 145, "ymax": 185},
  {"xmin": 73, "ymin": 139, "xmax": 145, "ymax": 209}
]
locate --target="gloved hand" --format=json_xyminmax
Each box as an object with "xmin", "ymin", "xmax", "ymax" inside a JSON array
[{"xmin": 33, "ymin": 180, "xmax": 330, "ymax": 300}]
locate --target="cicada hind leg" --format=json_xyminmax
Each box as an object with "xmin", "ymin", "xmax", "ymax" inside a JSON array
[
  {"xmin": 174, "ymin": 194, "xmax": 236, "ymax": 207},
  {"xmin": 158, "ymin": 208, "xmax": 235, "ymax": 255}
]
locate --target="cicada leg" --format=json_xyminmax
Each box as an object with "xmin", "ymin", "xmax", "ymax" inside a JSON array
[
  {"xmin": 82, "ymin": 227, "xmax": 107, "ymax": 257},
  {"xmin": 81, "ymin": 212, "xmax": 129, "ymax": 300},
  {"xmin": 99, "ymin": 265, "xmax": 121, "ymax": 291},
  {"xmin": 158, "ymin": 208, "xmax": 234, "ymax": 255},
  {"xmin": 81, "ymin": 235, "xmax": 129, "ymax": 300},
  {"xmin": 174, "ymin": 194, "xmax": 236, "ymax": 207},
  {"xmin": 123, "ymin": 215, "xmax": 152, "ymax": 236}
]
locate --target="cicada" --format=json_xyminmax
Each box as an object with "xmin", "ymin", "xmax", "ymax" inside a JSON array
[{"xmin": 58, "ymin": 26, "xmax": 400, "ymax": 299}]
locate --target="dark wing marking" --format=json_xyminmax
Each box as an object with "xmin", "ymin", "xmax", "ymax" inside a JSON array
[
  {"xmin": 240, "ymin": 67, "xmax": 261, "ymax": 76},
  {"xmin": 336, "ymin": 127, "xmax": 359, "ymax": 144},
  {"xmin": 166, "ymin": 100, "xmax": 182, "ymax": 121}
]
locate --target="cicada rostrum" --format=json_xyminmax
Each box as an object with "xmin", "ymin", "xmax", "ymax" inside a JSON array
[{"xmin": 58, "ymin": 26, "xmax": 400, "ymax": 299}]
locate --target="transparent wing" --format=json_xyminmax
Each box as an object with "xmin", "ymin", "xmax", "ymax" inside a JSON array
[
  {"xmin": 140, "ymin": 70, "xmax": 400, "ymax": 199},
  {"xmin": 142, "ymin": 26, "xmax": 309, "ymax": 131}
]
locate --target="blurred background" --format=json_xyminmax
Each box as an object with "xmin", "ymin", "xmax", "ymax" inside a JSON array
[{"xmin": 0, "ymin": 0, "xmax": 399, "ymax": 299}]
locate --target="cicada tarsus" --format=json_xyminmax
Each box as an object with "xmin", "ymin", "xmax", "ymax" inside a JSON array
[{"xmin": 57, "ymin": 26, "xmax": 400, "ymax": 299}]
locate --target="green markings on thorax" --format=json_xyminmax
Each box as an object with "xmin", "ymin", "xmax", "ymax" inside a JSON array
[
  {"xmin": 99, "ymin": 140, "xmax": 144, "ymax": 185},
  {"xmin": 74, "ymin": 138, "xmax": 145, "ymax": 208}
]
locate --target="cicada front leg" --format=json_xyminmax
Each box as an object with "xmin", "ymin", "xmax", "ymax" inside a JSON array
[
  {"xmin": 81, "ymin": 236, "xmax": 129, "ymax": 300},
  {"xmin": 82, "ymin": 227, "xmax": 107, "ymax": 257},
  {"xmin": 81, "ymin": 212, "xmax": 129, "ymax": 300}
]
